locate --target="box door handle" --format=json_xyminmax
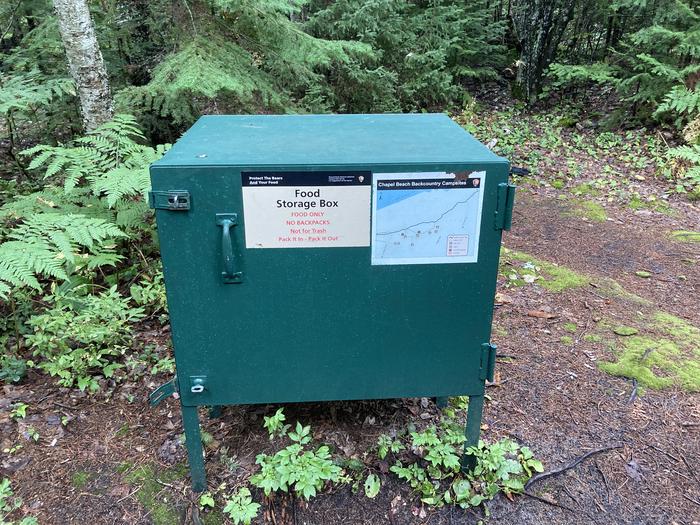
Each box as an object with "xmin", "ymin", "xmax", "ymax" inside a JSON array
[{"xmin": 216, "ymin": 214, "xmax": 243, "ymax": 283}]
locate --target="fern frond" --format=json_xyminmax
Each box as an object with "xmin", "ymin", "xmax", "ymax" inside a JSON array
[{"xmin": 656, "ymin": 85, "xmax": 700, "ymax": 117}]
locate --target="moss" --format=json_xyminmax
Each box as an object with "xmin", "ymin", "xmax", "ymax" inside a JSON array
[
  {"xmin": 71, "ymin": 471, "xmax": 92, "ymax": 489},
  {"xmin": 575, "ymin": 201, "xmax": 607, "ymax": 222},
  {"xmin": 670, "ymin": 230, "xmax": 700, "ymax": 243},
  {"xmin": 629, "ymin": 196, "xmax": 674, "ymax": 215},
  {"xmin": 123, "ymin": 464, "xmax": 188, "ymax": 525},
  {"xmin": 563, "ymin": 322, "xmax": 577, "ymax": 333},
  {"xmin": 596, "ymin": 277, "xmax": 651, "ymax": 306},
  {"xmin": 504, "ymin": 250, "xmax": 589, "ymax": 292},
  {"xmin": 560, "ymin": 335, "xmax": 574, "ymax": 345},
  {"xmin": 583, "ymin": 334, "xmax": 602, "ymax": 343},
  {"xmin": 571, "ymin": 183, "xmax": 600, "ymax": 197},
  {"xmin": 599, "ymin": 312, "xmax": 700, "ymax": 392},
  {"xmin": 613, "ymin": 326, "xmax": 638, "ymax": 336},
  {"xmin": 551, "ymin": 179, "xmax": 566, "ymax": 189}
]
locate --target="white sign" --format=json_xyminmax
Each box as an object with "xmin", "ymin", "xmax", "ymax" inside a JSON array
[
  {"xmin": 241, "ymin": 172, "xmax": 371, "ymax": 248},
  {"xmin": 371, "ymin": 171, "xmax": 485, "ymax": 265}
]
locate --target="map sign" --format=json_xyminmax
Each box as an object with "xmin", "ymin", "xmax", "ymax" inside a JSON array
[{"xmin": 371, "ymin": 172, "xmax": 485, "ymax": 265}]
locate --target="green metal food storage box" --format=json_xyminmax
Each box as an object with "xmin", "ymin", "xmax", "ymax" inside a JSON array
[{"xmin": 148, "ymin": 113, "xmax": 515, "ymax": 491}]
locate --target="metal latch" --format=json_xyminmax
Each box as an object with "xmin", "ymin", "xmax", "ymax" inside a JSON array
[
  {"xmin": 148, "ymin": 190, "xmax": 191, "ymax": 210},
  {"xmin": 149, "ymin": 377, "xmax": 178, "ymax": 406},
  {"xmin": 189, "ymin": 376, "xmax": 207, "ymax": 394},
  {"xmin": 494, "ymin": 183, "xmax": 516, "ymax": 231},
  {"xmin": 479, "ymin": 343, "xmax": 497, "ymax": 382}
]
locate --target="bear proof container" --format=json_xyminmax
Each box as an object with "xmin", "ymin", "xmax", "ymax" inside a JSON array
[{"xmin": 148, "ymin": 113, "xmax": 515, "ymax": 491}]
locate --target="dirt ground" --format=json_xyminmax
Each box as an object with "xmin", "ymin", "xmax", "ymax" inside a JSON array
[{"xmin": 2, "ymin": 158, "xmax": 700, "ymax": 524}]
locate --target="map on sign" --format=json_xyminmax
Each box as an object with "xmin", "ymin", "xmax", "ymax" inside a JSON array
[{"xmin": 371, "ymin": 172, "xmax": 485, "ymax": 265}]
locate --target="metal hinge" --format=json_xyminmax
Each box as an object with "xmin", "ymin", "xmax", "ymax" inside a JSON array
[
  {"xmin": 479, "ymin": 343, "xmax": 497, "ymax": 383},
  {"xmin": 148, "ymin": 190, "xmax": 190, "ymax": 211},
  {"xmin": 494, "ymin": 183, "xmax": 516, "ymax": 231},
  {"xmin": 149, "ymin": 377, "xmax": 178, "ymax": 406}
]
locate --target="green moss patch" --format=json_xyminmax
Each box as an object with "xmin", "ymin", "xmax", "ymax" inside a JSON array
[
  {"xmin": 122, "ymin": 464, "xmax": 188, "ymax": 525},
  {"xmin": 599, "ymin": 312, "xmax": 700, "ymax": 392},
  {"xmin": 571, "ymin": 183, "xmax": 600, "ymax": 197},
  {"xmin": 575, "ymin": 201, "xmax": 607, "ymax": 222},
  {"xmin": 502, "ymin": 250, "xmax": 589, "ymax": 292},
  {"xmin": 71, "ymin": 470, "xmax": 93, "ymax": 489},
  {"xmin": 563, "ymin": 322, "xmax": 577, "ymax": 333},
  {"xmin": 671, "ymin": 230, "xmax": 700, "ymax": 243}
]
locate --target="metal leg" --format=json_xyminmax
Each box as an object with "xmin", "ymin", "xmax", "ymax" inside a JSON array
[
  {"xmin": 208, "ymin": 405, "xmax": 223, "ymax": 419},
  {"xmin": 461, "ymin": 394, "xmax": 485, "ymax": 472},
  {"xmin": 435, "ymin": 396, "xmax": 448, "ymax": 409},
  {"xmin": 181, "ymin": 405, "xmax": 206, "ymax": 492}
]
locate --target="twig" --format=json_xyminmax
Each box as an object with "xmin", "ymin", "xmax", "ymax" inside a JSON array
[
  {"xmin": 646, "ymin": 444, "xmax": 680, "ymax": 463},
  {"xmin": 0, "ymin": 0, "xmax": 22, "ymax": 43},
  {"xmin": 626, "ymin": 379, "xmax": 638, "ymax": 406},
  {"xmin": 525, "ymin": 444, "xmax": 623, "ymax": 490},
  {"xmin": 676, "ymin": 447, "xmax": 699, "ymax": 484},
  {"xmin": 523, "ymin": 491, "xmax": 576, "ymax": 513},
  {"xmin": 683, "ymin": 494, "xmax": 700, "ymax": 507}
]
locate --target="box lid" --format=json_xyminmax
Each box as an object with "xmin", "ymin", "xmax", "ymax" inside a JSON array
[{"xmin": 153, "ymin": 113, "xmax": 506, "ymax": 169}]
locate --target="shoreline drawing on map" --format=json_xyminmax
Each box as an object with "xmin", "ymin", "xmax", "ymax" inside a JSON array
[{"xmin": 371, "ymin": 171, "xmax": 485, "ymax": 265}]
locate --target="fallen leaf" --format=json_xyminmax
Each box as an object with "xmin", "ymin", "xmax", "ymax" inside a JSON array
[{"xmin": 527, "ymin": 310, "xmax": 557, "ymax": 319}]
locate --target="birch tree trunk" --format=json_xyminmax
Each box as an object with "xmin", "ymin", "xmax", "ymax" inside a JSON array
[{"xmin": 53, "ymin": 0, "xmax": 113, "ymax": 131}]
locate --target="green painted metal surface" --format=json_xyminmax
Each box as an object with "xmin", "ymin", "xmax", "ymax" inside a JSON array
[{"xmin": 150, "ymin": 113, "xmax": 512, "ymax": 490}]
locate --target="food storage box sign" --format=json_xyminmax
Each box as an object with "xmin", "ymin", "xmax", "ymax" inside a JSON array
[{"xmin": 241, "ymin": 171, "xmax": 485, "ymax": 265}]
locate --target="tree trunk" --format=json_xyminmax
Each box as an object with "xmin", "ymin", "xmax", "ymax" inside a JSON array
[
  {"xmin": 510, "ymin": 0, "xmax": 576, "ymax": 104},
  {"xmin": 53, "ymin": 0, "xmax": 113, "ymax": 131}
]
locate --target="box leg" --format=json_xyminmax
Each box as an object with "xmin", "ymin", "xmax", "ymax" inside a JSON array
[
  {"xmin": 435, "ymin": 397, "xmax": 448, "ymax": 409},
  {"xmin": 181, "ymin": 405, "xmax": 207, "ymax": 492},
  {"xmin": 208, "ymin": 405, "xmax": 223, "ymax": 419},
  {"xmin": 460, "ymin": 394, "xmax": 484, "ymax": 472}
]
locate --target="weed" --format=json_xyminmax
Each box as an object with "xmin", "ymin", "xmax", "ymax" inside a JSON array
[
  {"xmin": 0, "ymin": 478, "xmax": 38, "ymax": 525},
  {"xmin": 387, "ymin": 417, "xmax": 543, "ymax": 510},
  {"xmin": 0, "ymin": 356, "xmax": 27, "ymax": 384},
  {"xmin": 25, "ymin": 286, "xmax": 144, "ymax": 392},
  {"xmin": 223, "ymin": 487, "xmax": 260, "ymax": 525},
  {"xmin": 250, "ymin": 420, "xmax": 346, "ymax": 500},
  {"xmin": 9, "ymin": 403, "xmax": 28, "ymax": 420},
  {"xmin": 377, "ymin": 434, "xmax": 405, "ymax": 460},
  {"xmin": 263, "ymin": 407, "xmax": 290, "ymax": 440}
]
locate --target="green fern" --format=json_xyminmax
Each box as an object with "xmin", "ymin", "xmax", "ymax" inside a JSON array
[
  {"xmin": 21, "ymin": 115, "xmax": 167, "ymax": 205},
  {"xmin": 0, "ymin": 214, "xmax": 125, "ymax": 297},
  {"xmin": 656, "ymin": 86, "xmax": 700, "ymax": 117},
  {"xmin": 668, "ymin": 145, "xmax": 700, "ymax": 189},
  {"xmin": 0, "ymin": 69, "xmax": 74, "ymax": 115}
]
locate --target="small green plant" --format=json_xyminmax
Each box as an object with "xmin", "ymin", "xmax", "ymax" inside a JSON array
[
  {"xmin": 0, "ymin": 478, "xmax": 38, "ymax": 525},
  {"xmin": 9, "ymin": 403, "xmax": 28, "ymax": 420},
  {"xmin": 263, "ymin": 407, "xmax": 291, "ymax": 440},
  {"xmin": 198, "ymin": 491, "xmax": 216, "ymax": 509},
  {"xmin": 250, "ymin": 421, "xmax": 345, "ymax": 500},
  {"xmin": 377, "ymin": 434, "xmax": 405, "ymax": 459},
  {"xmin": 0, "ymin": 356, "xmax": 27, "ymax": 384},
  {"xmin": 223, "ymin": 487, "xmax": 260, "ymax": 525},
  {"xmin": 25, "ymin": 427, "xmax": 39, "ymax": 442},
  {"xmin": 25, "ymin": 286, "xmax": 144, "ymax": 392},
  {"xmin": 386, "ymin": 416, "xmax": 543, "ymax": 510},
  {"xmin": 464, "ymin": 440, "xmax": 544, "ymax": 506},
  {"xmin": 125, "ymin": 345, "xmax": 174, "ymax": 377},
  {"xmin": 364, "ymin": 473, "xmax": 381, "ymax": 498},
  {"xmin": 129, "ymin": 266, "xmax": 168, "ymax": 323}
]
